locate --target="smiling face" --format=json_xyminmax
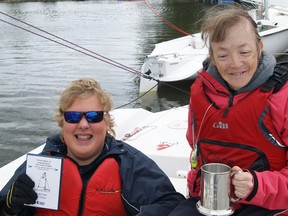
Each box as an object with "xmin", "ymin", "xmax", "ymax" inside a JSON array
[
  {"xmin": 211, "ymin": 19, "xmax": 263, "ymax": 91},
  {"xmin": 62, "ymin": 95, "xmax": 109, "ymax": 166}
]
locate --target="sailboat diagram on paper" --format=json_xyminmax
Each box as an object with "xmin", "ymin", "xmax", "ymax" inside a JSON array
[{"xmin": 36, "ymin": 172, "xmax": 50, "ymax": 192}]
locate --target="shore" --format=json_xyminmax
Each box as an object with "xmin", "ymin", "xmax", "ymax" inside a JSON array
[{"xmin": 0, "ymin": 0, "xmax": 219, "ymax": 3}]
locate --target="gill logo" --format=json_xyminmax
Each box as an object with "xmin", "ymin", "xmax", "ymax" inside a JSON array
[{"xmin": 213, "ymin": 121, "xmax": 229, "ymax": 129}]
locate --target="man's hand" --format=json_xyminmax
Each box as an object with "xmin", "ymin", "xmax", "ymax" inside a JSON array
[{"xmin": 4, "ymin": 173, "xmax": 37, "ymax": 215}]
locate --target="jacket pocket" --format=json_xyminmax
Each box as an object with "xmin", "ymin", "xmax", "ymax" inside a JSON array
[{"xmin": 199, "ymin": 139, "xmax": 270, "ymax": 171}]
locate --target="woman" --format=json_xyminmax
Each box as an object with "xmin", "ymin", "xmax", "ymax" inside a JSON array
[
  {"xmin": 0, "ymin": 78, "xmax": 185, "ymax": 216},
  {"xmin": 169, "ymin": 4, "xmax": 288, "ymax": 216}
]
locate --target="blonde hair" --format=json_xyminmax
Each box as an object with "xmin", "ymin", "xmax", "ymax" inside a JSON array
[
  {"xmin": 55, "ymin": 78, "xmax": 115, "ymax": 137},
  {"xmin": 201, "ymin": 4, "xmax": 261, "ymax": 57}
]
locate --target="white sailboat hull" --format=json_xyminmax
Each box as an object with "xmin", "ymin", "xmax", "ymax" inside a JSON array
[{"xmin": 140, "ymin": 6, "xmax": 288, "ymax": 93}]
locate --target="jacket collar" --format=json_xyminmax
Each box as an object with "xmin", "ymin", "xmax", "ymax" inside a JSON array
[
  {"xmin": 204, "ymin": 51, "xmax": 276, "ymax": 94},
  {"xmin": 42, "ymin": 134, "xmax": 126, "ymax": 157}
]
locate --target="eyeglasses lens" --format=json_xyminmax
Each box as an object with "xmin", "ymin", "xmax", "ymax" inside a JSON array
[
  {"xmin": 64, "ymin": 111, "xmax": 104, "ymax": 123},
  {"xmin": 86, "ymin": 111, "xmax": 104, "ymax": 123}
]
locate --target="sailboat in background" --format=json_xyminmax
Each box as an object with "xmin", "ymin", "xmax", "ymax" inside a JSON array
[
  {"xmin": 139, "ymin": 0, "xmax": 288, "ymax": 93},
  {"xmin": 1, "ymin": 0, "xmax": 288, "ymax": 197}
]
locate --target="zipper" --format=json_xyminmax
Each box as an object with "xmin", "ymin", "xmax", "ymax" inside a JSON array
[
  {"xmin": 76, "ymin": 159, "xmax": 104, "ymax": 216},
  {"xmin": 76, "ymin": 154, "xmax": 118, "ymax": 216},
  {"xmin": 222, "ymin": 94, "xmax": 234, "ymax": 118},
  {"xmin": 199, "ymin": 138, "xmax": 270, "ymax": 171},
  {"xmin": 77, "ymin": 182, "xmax": 87, "ymax": 216},
  {"xmin": 191, "ymin": 142, "xmax": 266, "ymax": 194}
]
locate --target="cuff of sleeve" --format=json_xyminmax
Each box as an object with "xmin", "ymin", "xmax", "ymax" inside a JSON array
[{"xmin": 244, "ymin": 170, "xmax": 258, "ymax": 202}]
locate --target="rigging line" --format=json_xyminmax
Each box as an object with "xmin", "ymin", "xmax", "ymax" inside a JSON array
[
  {"xmin": 0, "ymin": 11, "xmax": 138, "ymax": 76},
  {"xmin": 115, "ymin": 82, "xmax": 160, "ymax": 109},
  {"xmin": 0, "ymin": 11, "xmax": 154, "ymax": 80},
  {"xmin": 0, "ymin": 18, "xmax": 190, "ymax": 96},
  {"xmin": 144, "ymin": 0, "xmax": 191, "ymax": 36},
  {"xmin": 160, "ymin": 82, "xmax": 191, "ymax": 95},
  {"xmin": 0, "ymin": 18, "xmax": 140, "ymax": 75},
  {"xmin": 0, "ymin": 17, "xmax": 190, "ymax": 94},
  {"xmin": 114, "ymin": 78, "xmax": 190, "ymax": 109},
  {"xmin": 0, "ymin": 13, "xmax": 191, "ymax": 96}
]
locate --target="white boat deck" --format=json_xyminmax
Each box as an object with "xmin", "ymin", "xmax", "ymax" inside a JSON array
[
  {"xmin": 143, "ymin": 33, "xmax": 207, "ymax": 82},
  {"xmin": 0, "ymin": 106, "xmax": 190, "ymax": 196}
]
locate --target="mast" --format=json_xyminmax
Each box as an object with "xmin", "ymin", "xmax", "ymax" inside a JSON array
[{"xmin": 264, "ymin": 0, "xmax": 269, "ymax": 20}]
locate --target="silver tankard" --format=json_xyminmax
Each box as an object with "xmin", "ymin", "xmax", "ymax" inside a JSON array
[{"xmin": 196, "ymin": 163, "xmax": 239, "ymax": 216}]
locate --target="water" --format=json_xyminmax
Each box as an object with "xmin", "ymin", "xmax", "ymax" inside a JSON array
[
  {"xmin": 0, "ymin": 0, "xmax": 287, "ymax": 168},
  {"xmin": 0, "ymin": 0, "xmax": 214, "ymax": 167}
]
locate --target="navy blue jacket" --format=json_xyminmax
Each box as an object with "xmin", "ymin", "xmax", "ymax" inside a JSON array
[{"xmin": 0, "ymin": 134, "xmax": 185, "ymax": 216}]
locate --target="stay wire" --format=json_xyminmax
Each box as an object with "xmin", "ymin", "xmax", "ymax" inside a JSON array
[
  {"xmin": 144, "ymin": 0, "xmax": 191, "ymax": 36},
  {"xmin": 0, "ymin": 11, "xmax": 197, "ymax": 91},
  {"xmin": 0, "ymin": 11, "xmax": 150, "ymax": 80},
  {"xmin": 0, "ymin": 12, "xmax": 191, "ymax": 107},
  {"xmin": 0, "ymin": 18, "xmax": 142, "ymax": 78},
  {"xmin": 115, "ymin": 82, "xmax": 159, "ymax": 109}
]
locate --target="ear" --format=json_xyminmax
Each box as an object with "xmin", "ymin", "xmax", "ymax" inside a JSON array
[
  {"xmin": 211, "ymin": 56, "xmax": 215, "ymax": 65},
  {"xmin": 104, "ymin": 113, "xmax": 111, "ymax": 130},
  {"xmin": 209, "ymin": 49, "xmax": 215, "ymax": 65},
  {"xmin": 258, "ymin": 40, "xmax": 263, "ymax": 54}
]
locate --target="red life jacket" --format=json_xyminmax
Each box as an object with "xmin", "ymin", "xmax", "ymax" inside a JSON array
[
  {"xmin": 35, "ymin": 157, "xmax": 127, "ymax": 216},
  {"xmin": 189, "ymin": 78, "xmax": 287, "ymax": 194}
]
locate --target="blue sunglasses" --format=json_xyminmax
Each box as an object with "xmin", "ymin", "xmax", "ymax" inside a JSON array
[{"xmin": 64, "ymin": 111, "xmax": 105, "ymax": 124}]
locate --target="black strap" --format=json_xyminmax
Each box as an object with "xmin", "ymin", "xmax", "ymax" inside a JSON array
[{"xmin": 261, "ymin": 62, "xmax": 288, "ymax": 93}]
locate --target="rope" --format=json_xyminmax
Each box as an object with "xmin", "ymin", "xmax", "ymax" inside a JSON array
[
  {"xmin": 0, "ymin": 12, "xmax": 145, "ymax": 79},
  {"xmin": 115, "ymin": 82, "xmax": 159, "ymax": 109},
  {"xmin": 144, "ymin": 0, "xmax": 191, "ymax": 36},
  {"xmin": 0, "ymin": 11, "xmax": 191, "ymax": 109}
]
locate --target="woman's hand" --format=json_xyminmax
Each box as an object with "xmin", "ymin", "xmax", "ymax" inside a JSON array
[
  {"xmin": 3, "ymin": 173, "xmax": 37, "ymax": 215},
  {"xmin": 231, "ymin": 166, "xmax": 253, "ymax": 199}
]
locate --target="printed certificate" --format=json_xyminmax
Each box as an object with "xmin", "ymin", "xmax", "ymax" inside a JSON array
[{"xmin": 26, "ymin": 154, "xmax": 63, "ymax": 210}]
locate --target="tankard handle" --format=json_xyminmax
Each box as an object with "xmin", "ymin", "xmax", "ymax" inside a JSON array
[{"xmin": 230, "ymin": 171, "xmax": 240, "ymax": 202}]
